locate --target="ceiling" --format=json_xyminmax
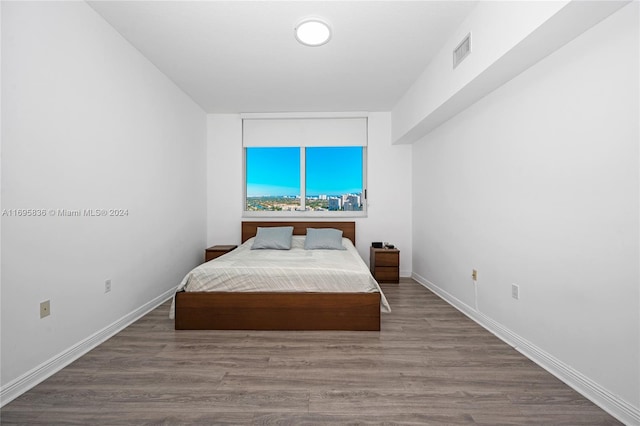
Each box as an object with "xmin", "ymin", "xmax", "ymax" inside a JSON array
[{"xmin": 88, "ymin": 1, "xmax": 477, "ymax": 114}]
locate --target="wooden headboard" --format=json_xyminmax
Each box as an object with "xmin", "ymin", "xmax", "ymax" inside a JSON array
[{"xmin": 241, "ymin": 221, "xmax": 356, "ymax": 245}]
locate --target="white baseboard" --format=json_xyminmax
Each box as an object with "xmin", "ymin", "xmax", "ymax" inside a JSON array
[
  {"xmin": 400, "ymin": 269, "xmax": 412, "ymax": 278},
  {"xmin": 0, "ymin": 287, "xmax": 177, "ymax": 407},
  {"xmin": 411, "ymin": 272, "xmax": 640, "ymax": 426}
]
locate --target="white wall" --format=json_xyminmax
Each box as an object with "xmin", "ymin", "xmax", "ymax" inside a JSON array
[
  {"xmin": 412, "ymin": 2, "xmax": 639, "ymax": 421},
  {"xmin": 359, "ymin": 113, "xmax": 412, "ymax": 276},
  {"xmin": 206, "ymin": 112, "xmax": 412, "ymax": 275},
  {"xmin": 1, "ymin": 1, "xmax": 206, "ymax": 395},
  {"xmin": 392, "ymin": 0, "xmax": 629, "ymax": 145},
  {"xmin": 0, "ymin": 1, "xmax": 3, "ymax": 392},
  {"xmin": 206, "ymin": 114, "xmax": 244, "ymax": 247},
  {"xmin": 392, "ymin": 0, "xmax": 567, "ymax": 144}
]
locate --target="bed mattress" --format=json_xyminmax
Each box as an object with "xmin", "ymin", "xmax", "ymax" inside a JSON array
[{"xmin": 170, "ymin": 236, "xmax": 391, "ymax": 318}]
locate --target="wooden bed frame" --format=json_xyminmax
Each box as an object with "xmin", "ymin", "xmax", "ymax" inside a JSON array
[{"xmin": 174, "ymin": 221, "xmax": 381, "ymax": 331}]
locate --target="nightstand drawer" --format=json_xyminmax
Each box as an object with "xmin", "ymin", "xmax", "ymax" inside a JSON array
[
  {"xmin": 375, "ymin": 251, "xmax": 399, "ymax": 267},
  {"xmin": 374, "ymin": 267, "xmax": 399, "ymax": 283}
]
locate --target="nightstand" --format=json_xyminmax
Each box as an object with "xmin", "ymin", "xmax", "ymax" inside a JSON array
[
  {"xmin": 204, "ymin": 245, "xmax": 237, "ymax": 262},
  {"xmin": 370, "ymin": 247, "xmax": 400, "ymax": 283}
]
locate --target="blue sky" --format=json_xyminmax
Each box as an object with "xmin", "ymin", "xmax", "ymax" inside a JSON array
[{"xmin": 246, "ymin": 147, "xmax": 363, "ymax": 197}]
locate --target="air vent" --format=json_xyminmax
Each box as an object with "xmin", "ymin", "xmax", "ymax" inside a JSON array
[{"xmin": 453, "ymin": 33, "xmax": 471, "ymax": 68}]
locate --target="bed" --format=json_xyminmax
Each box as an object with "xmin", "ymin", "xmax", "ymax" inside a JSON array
[{"xmin": 173, "ymin": 221, "xmax": 389, "ymax": 331}]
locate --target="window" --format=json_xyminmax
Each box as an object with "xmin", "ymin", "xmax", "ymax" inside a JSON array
[
  {"xmin": 305, "ymin": 146, "xmax": 364, "ymax": 211},
  {"xmin": 245, "ymin": 146, "xmax": 365, "ymax": 213},
  {"xmin": 243, "ymin": 116, "xmax": 367, "ymax": 216},
  {"xmin": 246, "ymin": 147, "xmax": 301, "ymax": 211}
]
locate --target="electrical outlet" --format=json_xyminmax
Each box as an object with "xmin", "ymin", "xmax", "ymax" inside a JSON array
[
  {"xmin": 471, "ymin": 269, "xmax": 478, "ymax": 281},
  {"xmin": 512, "ymin": 283, "xmax": 519, "ymax": 300},
  {"xmin": 105, "ymin": 279, "xmax": 111, "ymax": 293},
  {"xmin": 40, "ymin": 300, "xmax": 51, "ymax": 318}
]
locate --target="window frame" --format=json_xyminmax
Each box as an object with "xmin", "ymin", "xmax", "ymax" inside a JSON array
[{"xmin": 243, "ymin": 145, "xmax": 368, "ymax": 218}]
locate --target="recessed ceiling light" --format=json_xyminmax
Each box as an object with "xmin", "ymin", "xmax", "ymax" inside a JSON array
[{"xmin": 295, "ymin": 19, "xmax": 331, "ymax": 47}]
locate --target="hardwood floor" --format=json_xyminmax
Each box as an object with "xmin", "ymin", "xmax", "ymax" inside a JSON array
[{"xmin": 1, "ymin": 279, "xmax": 621, "ymax": 425}]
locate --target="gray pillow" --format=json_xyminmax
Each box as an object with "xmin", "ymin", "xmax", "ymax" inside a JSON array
[
  {"xmin": 304, "ymin": 228, "xmax": 346, "ymax": 250},
  {"xmin": 251, "ymin": 226, "xmax": 294, "ymax": 250}
]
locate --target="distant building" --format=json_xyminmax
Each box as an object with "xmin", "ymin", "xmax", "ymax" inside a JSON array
[
  {"xmin": 344, "ymin": 194, "xmax": 361, "ymax": 211},
  {"xmin": 328, "ymin": 197, "xmax": 342, "ymax": 211}
]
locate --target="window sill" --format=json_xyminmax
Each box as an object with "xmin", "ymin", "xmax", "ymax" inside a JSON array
[{"xmin": 242, "ymin": 210, "xmax": 367, "ymax": 219}]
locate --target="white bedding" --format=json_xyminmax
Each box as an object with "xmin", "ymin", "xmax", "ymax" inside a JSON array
[{"xmin": 170, "ymin": 236, "xmax": 391, "ymax": 318}]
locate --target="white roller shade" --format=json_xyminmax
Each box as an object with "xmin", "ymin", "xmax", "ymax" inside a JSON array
[{"xmin": 242, "ymin": 118, "xmax": 367, "ymax": 147}]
